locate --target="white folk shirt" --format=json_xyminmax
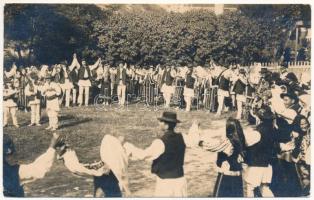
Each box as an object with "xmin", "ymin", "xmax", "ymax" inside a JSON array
[
  {"xmin": 43, "ymin": 82, "xmax": 62, "ymax": 111},
  {"xmin": 25, "ymin": 83, "xmax": 40, "ymax": 105},
  {"xmin": 3, "ymin": 88, "xmax": 18, "ymax": 107}
]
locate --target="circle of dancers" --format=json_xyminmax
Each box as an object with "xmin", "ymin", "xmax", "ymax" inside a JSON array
[{"xmin": 3, "ymin": 54, "xmax": 311, "ymax": 197}]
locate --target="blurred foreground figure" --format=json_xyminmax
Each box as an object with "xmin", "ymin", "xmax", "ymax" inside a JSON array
[
  {"xmin": 57, "ymin": 134, "xmax": 130, "ymax": 197},
  {"xmin": 3, "ymin": 133, "xmax": 63, "ymax": 197}
]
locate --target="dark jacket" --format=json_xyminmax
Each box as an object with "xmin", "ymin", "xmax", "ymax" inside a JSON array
[
  {"xmin": 3, "ymin": 162, "xmax": 24, "ymax": 197},
  {"xmin": 245, "ymin": 122, "xmax": 276, "ymax": 167}
]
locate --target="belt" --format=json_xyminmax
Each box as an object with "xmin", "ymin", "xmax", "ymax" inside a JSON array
[
  {"xmin": 216, "ymin": 166, "xmax": 241, "ymax": 176},
  {"xmin": 46, "ymin": 96, "xmax": 58, "ymax": 101},
  {"xmin": 82, "ymin": 77, "xmax": 89, "ymax": 80}
]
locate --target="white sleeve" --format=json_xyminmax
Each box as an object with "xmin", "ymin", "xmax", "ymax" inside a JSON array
[
  {"xmin": 276, "ymin": 109, "xmax": 297, "ymax": 124},
  {"xmin": 128, "ymin": 139, "xmax": 165, "ymax": 161},
  {"xmin": 19, "ymin": 148, "xmax": 55, "ymax": 184},
  {"xmin": 89, "ymin": 58, "xmax": 100, "ymax": 71},
  {"xmin": 182, "ymin": 123, "xmax": 201, "ymax": 148},
  {"xmin": 70, "ymin": 57, "xmax": 81, "ymax": 71},
  {"xmin": 62, "ymin": 150, "xmax": 103, "ymax": 176},
  {"xmin": 243, "ymin": 128, "xmax": 261, "ymax": 147}
]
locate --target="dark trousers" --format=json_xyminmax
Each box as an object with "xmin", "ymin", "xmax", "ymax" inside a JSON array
[
  {"xmin": 271, "ymin": 159, "xmax": 302, "ymax": 197},
  {"xmin": 212, "ymin": 173, "xmax": 243, "ymax": 197},
  {"xmin": 93, "ymin": 171, "xmax": 122, "ymax": 197}
]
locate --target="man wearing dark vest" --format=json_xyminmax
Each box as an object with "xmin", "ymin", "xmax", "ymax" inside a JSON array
[
  {"xmin": 116, "ymin": 62, "xmax": 127, "ymax": 106},
  {"xmin": 161, "ymin": 66, "xmax": 176, "ymax": 108},
  {"xmin": 77, "ymin": 56, "xmax": 101, "ymax": 106},
  {"xmin": 183, "ymin": 65, "xmax": 196, "ymax": 112},
  {"xmin": 233, "ymin": 68, "xmax": 248, "ymax": 119},
  {"xmin": 124, "ymin": 112, "xmax": 188, "ymax": 197},
  {"xmin": 216, "ymin": 65, "xmax": 236, "ymax": 117},
  {"xmin": 3, "ymin": 133, "xmax": 63, "ymax": 197}
]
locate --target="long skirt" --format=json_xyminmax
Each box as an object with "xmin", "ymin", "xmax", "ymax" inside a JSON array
[
  {"xmin": 94, "ymin": 171, "xmax": 122, "ymax": 197},
  {"xmin": 270, "ymin": 159, "xmax": 303, "ymax": 197},
  {"xmin": 213, "ymin": 173, "xmax": 243, "ymax": 197}
]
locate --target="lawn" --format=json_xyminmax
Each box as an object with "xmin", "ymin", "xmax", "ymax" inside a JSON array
[{"xmin": 4, "ymin": 103, "xmax": 236, "ymax": 197}]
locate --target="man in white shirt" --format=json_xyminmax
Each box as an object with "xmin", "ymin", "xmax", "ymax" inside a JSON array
[
  {"xmin": 124, "ymin": 111, "xmax": 199, "ymax": 197},
  {"xmin": 25, "ymin": 73, "xmax": 41, "ymax": 126},
  {"xmin": 3, "ymin": 78, "xmax": 19, "ymax": 128},
  {"xmin": 76, "ymin": 56, "xmax": 101, "ymax": 106},
  {"xmin": 42, "ymin": 74, "xmax": 62, "ymax": 131},
  {"xmin": 116, "ymin": 62, "xmax": 127, "ymax": 106}
]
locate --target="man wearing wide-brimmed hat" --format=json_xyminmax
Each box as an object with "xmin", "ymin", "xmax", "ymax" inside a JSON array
[
  {"xmin": 3, "ymin": 77, "xmax": 19, "ymax": 128},
  {"xmin": 25, "ymin": 72, "xmax": 42, "ymax": 126},
  {"xmin": 215, "ymin": 64, "xmax": 237, "ymax": 117},
  {"xmin": 42, "ymin": 73, "xmax": 62, "ymax": 131},
  {"xmin": 124, "ymin": 111, "xmax": 189, "ymax": 197}
]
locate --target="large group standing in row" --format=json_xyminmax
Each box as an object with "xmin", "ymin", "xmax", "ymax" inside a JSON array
[{"xmin": 3, "ymin": 53, "xmax": 311, "ymax": 197}]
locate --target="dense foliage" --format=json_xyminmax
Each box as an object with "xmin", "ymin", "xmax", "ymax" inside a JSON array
[{"xmin": 4, "ymin": 4, "xmax": 311, "ymax": 68}]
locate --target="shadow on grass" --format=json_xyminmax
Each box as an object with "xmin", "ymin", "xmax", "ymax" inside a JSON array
[{"xmin": 59, "ymin": 117, "xmax": 93, "ymax": 129}]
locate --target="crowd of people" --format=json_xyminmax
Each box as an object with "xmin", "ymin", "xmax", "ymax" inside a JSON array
[{"xmin": 3, "ymin": 53, "xmax": 311, "ymax": 197}]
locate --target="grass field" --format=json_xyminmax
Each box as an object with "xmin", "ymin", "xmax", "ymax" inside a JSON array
[{"xmin": 4, "ymin": 104, "xmax": 237, "ymax": 197}]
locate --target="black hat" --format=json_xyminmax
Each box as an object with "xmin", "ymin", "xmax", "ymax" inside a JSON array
[
  {"xmin": 280, "ymin": 62, "xmax": 288, "ymax": 68},
  {"xmin": 285, "ymin": 72, "xmax": 298, "ymax": 82},
  {"xmin": 280, "ymin": 92, "xmax": 298, "ymax": 101},
  {"xmin": 158, "ymin": 112, "xmax": 181, "ymax": 123},
  {"xmin": 3, "ymin": 134, "xmax": 15, "ymax": 156},
  {"xmin": 260, "ymin": 68, "xmax": 268, "ymax": 74},
  {"xmin": 257, "ymin": 106, "xmax": 275, "ymax": 120},
  {"xmin": 239, "ymin": 68, "xmax": 246, "ymax": 74}
]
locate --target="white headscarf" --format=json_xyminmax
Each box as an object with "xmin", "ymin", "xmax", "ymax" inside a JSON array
[{"xmin": 100, "ymin": 134, "xmax": 129, "ymax": 192}]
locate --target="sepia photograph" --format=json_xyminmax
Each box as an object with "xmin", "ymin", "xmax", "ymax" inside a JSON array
[{"xmin": 2, "ymin": 2, "xmax": 312, "ymax": 198}]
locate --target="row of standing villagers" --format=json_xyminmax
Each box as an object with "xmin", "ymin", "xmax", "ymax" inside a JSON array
[{"xmin": 3, "ymin": 55, "xmax": 311, "ymax": 197}]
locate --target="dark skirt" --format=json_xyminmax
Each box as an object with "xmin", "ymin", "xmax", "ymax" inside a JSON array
[
  {"xmin": 93, "ymin": 171, "xmax": 122, "ymax": 197},
  {"xmin": 213, "ymin": 172, "xmax": 243, "ymax": 197},
  {"xmin": 270, "ymin": 159, "xmax": 303, "ymax": 197},
  {"xmin": 100, "ymin": 81, "xmax": 111, "ymax": 97}
]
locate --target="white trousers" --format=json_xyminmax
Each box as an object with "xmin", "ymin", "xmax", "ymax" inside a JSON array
[
  {"xmin": 72, "ymin": 88, "xmax": 77, "ymax": 105},
  {"xmin": 62, "ymin": 89, "xmax": 71, "ymax": 107},
  {"xmin": 117, "ymin": 84, "xmax": 126, "ymax": 105},
  {"xmin": 3, "ymin": 106, "xmax": 18, "ymax": 126},
  {"xmin": 47, "ymin": 109, "xmax": 58, "ymax": 129},
  {"xmin": 216, "ymin": 89, "xmax": 229, "ymax": 115},
  {"xmin": 30, "ymin": 104, "xmax": 41, "ymax": 124},
  {"xmin": 184, "ymin": 96, "xmax": 192, "ymax": 111},
  {"xmin": 163, "ymin": 92, "xmax": 172, "ymax": 107},
  {"xmin": 154, "ymin": 176, "xmax": 187, "ymax": 197},
  {"xmin": 78, "ymin": 86, "xmax": 90, "ymax": 106}
]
